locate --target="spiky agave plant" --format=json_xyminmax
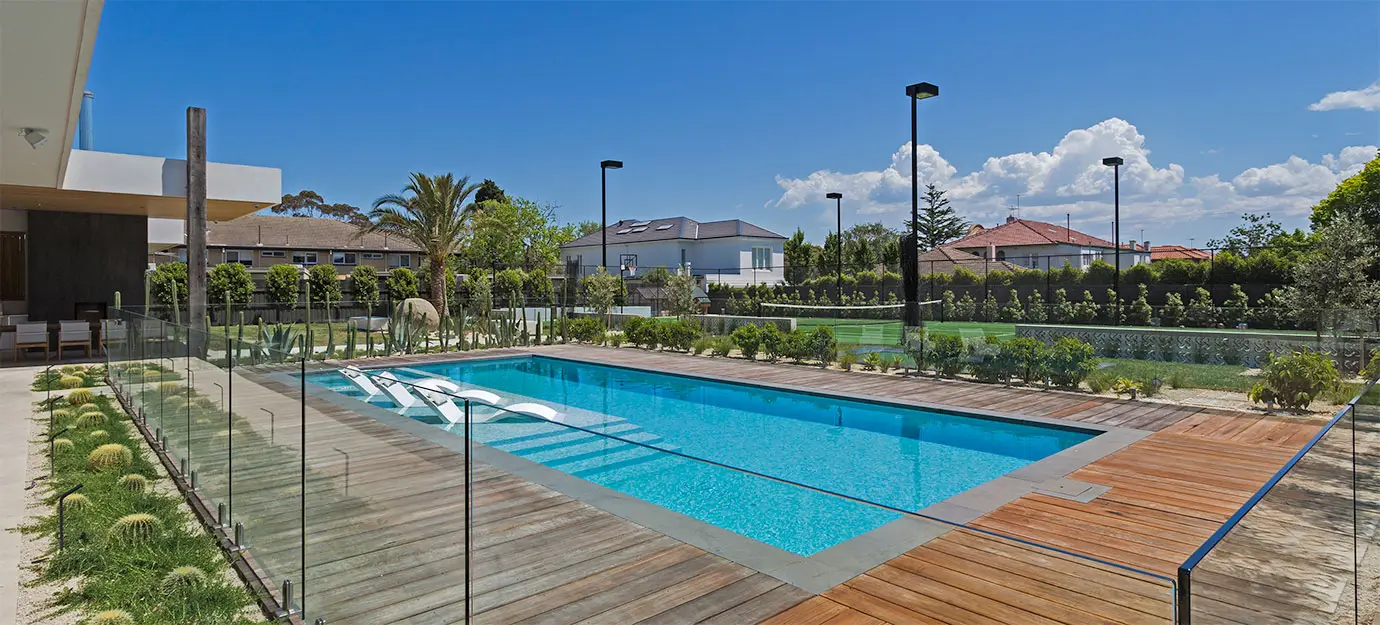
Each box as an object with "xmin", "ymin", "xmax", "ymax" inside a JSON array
[
  {"xmin": 107, "ymin": 513, "xmax": 163, "ymax": 544},
  {"xmin": 160, "ymin": 565, "xmax": 208, "ymax": 591},
  {"xmin": 117, "ymin": 474, "xmax": 148, "ymax": 493},
  {"xmin": 66, "ymin": 389, "xmax": 95, "ymax": 406},
  {"xmin": 90, "ymin": 610, "xmax": 134, "ymax": 625},
  {"xmin": 88, "ymin": 444, "xmax": 133, "ymax": 471}
]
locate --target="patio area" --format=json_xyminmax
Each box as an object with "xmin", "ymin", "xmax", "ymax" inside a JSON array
[{"xmin": 145, "ymin": 344, "xmax": 1339, "ymax": 624}]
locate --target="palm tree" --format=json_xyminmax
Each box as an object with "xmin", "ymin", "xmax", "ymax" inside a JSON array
[{"xmin": 359, "ymin": 173, "xmax": 480, "ymax": 313}]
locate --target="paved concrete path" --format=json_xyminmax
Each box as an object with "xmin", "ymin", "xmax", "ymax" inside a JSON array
[{"xmin": 0, "ymin": 366, "xmax": 41, "ymax": 625}]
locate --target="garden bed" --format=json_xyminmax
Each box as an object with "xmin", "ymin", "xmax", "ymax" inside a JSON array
[{"xmin": 17, "ymin": 368, "xmax": 261, "ymax": 625}]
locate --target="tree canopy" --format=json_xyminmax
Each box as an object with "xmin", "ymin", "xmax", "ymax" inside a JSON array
[
  {"xmin": 272, "ymin": 190, "xmax": 368, "ymax": 225},
  {"xmin": 461, "ymin": 198, "xmax": 581, "ymax": 271},
  {"xmin": 361, "ymin": 172, "xmax": 480, "ymax": 311},
  {"xmin": 1311, "ymin": 149, "xmax": 1380, "ymax": 232},
  {"xmin": 905, "ymin": 184, "xmax": 968, "ymax": 250}
]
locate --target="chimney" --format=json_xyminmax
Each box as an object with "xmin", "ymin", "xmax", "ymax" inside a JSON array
[
  {"xmin": 78, "ymin": 91, "xmax": 94, "ymax": 150},
  {"xmin": 987, "ymin": 242, "xmax": 996, "ymax": 259},
  {"xmin": 1005, "ymin": 214, "xmax": 1017, "ymax": 224},
  {"xmin": 1143, "ymin": 239, "xmax": 1150, "ymax": 252},
  {"xmin": 1129, "ymin": 239, "xmax": 1137, "ymax": 252}
]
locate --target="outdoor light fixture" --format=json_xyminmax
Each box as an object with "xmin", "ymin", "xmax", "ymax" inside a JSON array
[
  {"xmin": 905, "ymin": 81, "xmax": 939, "ymax": 327},
  {"xmin": 826, "ymin": 193, "xmax": 843, "ymax": 291},
  {"xmin": 1103, "ymin": 156, "xmax": 1125, "ymax": 320},
  {"xmin": 600, "ymin": 160, "xmax": 623, "ymax": 274},
  {"xmin": 20, "ymin": 128, "xmax": 48, "ymax": 149}
]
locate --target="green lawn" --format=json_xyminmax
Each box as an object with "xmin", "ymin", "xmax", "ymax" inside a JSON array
[{"xmin": 1092, "ymin": 358, "xmax": 1256, "ymax": 392}]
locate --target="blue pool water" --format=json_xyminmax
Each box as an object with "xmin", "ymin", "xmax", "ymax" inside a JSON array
[{"xmin": 308, "ymin": 356, "xmax": 1096, "ymax": 556}]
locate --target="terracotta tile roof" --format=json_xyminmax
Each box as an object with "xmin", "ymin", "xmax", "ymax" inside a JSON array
[
  {"xmin": 947, "ymin": 218, "xmax": 1117, "ymax": 249},
  {"xmin": 207, "ymin": 215, "xmax": 422, "ymax": 252},
  {"xmin": 917, "ymin": 246, "xmax": 1021, "ymax": 275},
  {"xmin": 1151, "ymin": 245, "xmax": 1212, "ymax": 261}
]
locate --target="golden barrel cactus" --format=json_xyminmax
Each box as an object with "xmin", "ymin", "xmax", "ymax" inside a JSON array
[{"xmin": 87, "ymin": 444, "xmax": 133, "ymax": 471}]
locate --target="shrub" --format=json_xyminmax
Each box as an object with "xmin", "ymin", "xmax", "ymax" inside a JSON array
[
  {"xmin": 67, "ymin": 389, "xmax": 94, "ymax": 406},
  {"xmin": 863, "ymin": 352, "xmax": 882, "ymax": 371},
  {"xmin": 1186, "ymin": 287, "xmax": 1216, "ymax": 327},
  {"xmin": 838, "ymin": 352, "xmax": 858, "ymax": 371},
  {"xmin": 148, "ymin": 262, "xmax": 188, "ymax": 310},
  {"xmin": 118, "ymin": 474, "xmax": 148, "ymax": 493},
  {"xmin": 1161, "ymin": 293, "xmax": 1186, "ymax": 327},
  {"xmin": 387, "ymin": 267, "xmax": 420, "ymax": 301},
  {"xmin": 567, "ymin": 317, "xmax": 605, "ymax": 344},
  {"xmin": 264, "ymin": 263, "xmax": 301, "ymax": 311},
  {"xmin": 784, "ymin": 328, "xmax": 810, "ymax": 363},
  {"xmin": 929, "ymin": 334, "xmax": 967, "ymax": 377},
  {"xmin": 808, "ymin": 327, "xmax": 837, "ymax": 366},
  {"xmin": 999, "ymin": 291, "xmax": 1024, "ymax": 322},
  {"xmin": 1086, "ymin": 371, "xmax": 1113, "ymax": 394},
  {"xmin": 623, "ymin": 317, "xmax": 653, "ymax": 349},
  {"xmin": 941, "ymin": 291, "xmax": 956, "ymax": 321},
  {"xmin": 731, "ymin": 324, "xmax": 761, "ymax": 360},
  {"xmin": 1364, "ymin": 350, "xmax": 1380, "ymax": 381},
  {"xmin": 761, "ymin": 324, "xmax": 786, "ymax": 363},
  {"xmin": 307, "ymin": 263, "xmax": 343, "ymax": 306},
  {"xmin": 1047, "ymin": 337, "xmax": 1097, "ymax": 387},
  {"xmin": 1002, "ymin": 337, "xmax": 1047, "ymax": 383},
  {"xmin": 663, "ymin": 320, "xmax": 701, "ymax": 352},
  {"xmin": 207, "ymin": 262, "xmax": 255, "ymax": 307},
  {"xmin": 969, "ymin": 336, "xmax": 1006, "ymax": 383},
  {"xmin": 955, "ymin": 294, "xmax": 977, "ymax": 322},
  {"xmin": 351, "ymin": 265, "xmax": 380, "ymax": 309},
  {"xmin": 1249, "ymin": 349, "xmax": 1341, "ymax": 410},
  {"xmin": 1111, "ymin": 377, "xmax": 1145, "ymax": 399},
  {"xmin": 1220, "ymin": 284, "xmax": 1249, "ymax": 327},
  {"xmin": 710, "ymin": 336, "xmax": 734, "ymax": 357},
  {"xmin": 981, "ymin": 293, "xmax": 1000, "ymax": 322},
  {"xmin": 607, "ymin": 332, "xmax": 625, "ymax": 347},
  {"xmin": 108, "ymin": 512, "xmax": 164, "ymax": 544},
  {"xmin": 59, "ymin": 375, "xmax": 84, "ymax": 389},
  {"xmin": 161, "ymin": 565, "xmax": 209, "ymax": 591},
  {"xmin": 91, "ymin": 610, "xmax": 135, "ymax": 625},
  {"xmin": 1025, "ymin": 291, "xmax": 1047, "ymax": 323},
  {"xmin": 88, "ymin": 444, "xmax": 133, "ymax": 471},
  {"xmin": 1101, "ymin": 289, "xmax": 1121, "ymax": 325},
  {"xmin": 881, "ymin": 353, "xmax": 899, "ymax": 373},
  {"xmin": 1126, "ymin": 284, "xmax": 1153, "ymax": 326},
  {"xmin": 691, "ymin": 336, "xmax": 714, "ymax": 355},
  {"xmin": 1073, "ymin": 291, "xmax": 1099, "ymax": 324},
  {"xmin": 1052, "ymin": 289, "xmax": 1075, "ymax": 324}
]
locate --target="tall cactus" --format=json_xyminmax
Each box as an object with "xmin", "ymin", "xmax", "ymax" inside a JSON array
[{"xmin": 236, "ymin": 311, "xmax": 245, "ymax": 363}]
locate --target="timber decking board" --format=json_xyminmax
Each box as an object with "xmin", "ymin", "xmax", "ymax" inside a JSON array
[{"xmin": 149, "ymin": 345, "xmax": 1332, "ymax": 624}]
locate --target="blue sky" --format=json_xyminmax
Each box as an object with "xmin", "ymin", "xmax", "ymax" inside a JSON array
[{"xmin": 87, "ymin": 1, "xmax": 1378, "ymax": 246}]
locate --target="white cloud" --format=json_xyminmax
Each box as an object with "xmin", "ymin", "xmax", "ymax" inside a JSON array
[
  {"xmin": 1308, "ymin": 82, "xmax": 1380, "ymax": 112},
  {"xmin": 770, "ymin": 117, "xmax": 1377, "ymax": 234}
]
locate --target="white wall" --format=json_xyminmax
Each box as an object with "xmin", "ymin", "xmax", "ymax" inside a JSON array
[
  {"xmin": 563, "ymin": 236, "xmax": 786, "ymax": 286},
  {"xmin": 956, "ymin": 242, "xmax": 1149, "ymax": 271},
  {"xmin": 62, "ymin": 150, "xmax": 281, "ymax": 203}
]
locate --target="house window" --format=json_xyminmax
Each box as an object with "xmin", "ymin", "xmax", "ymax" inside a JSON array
[
  {"xmin": 292, "ymin": 252, "xmax": 318, "ymax": 265},
  {"xmin": 388, "ymin": 253, "xmax": 411, "ymax": 268},
  {"xmin": 332, "ymin": 252, "xmax": 357, "ymax": 266},
  {"xmin": 260, "ymin": 250, "xmax": 285, "ymax": 258},
  {"xmin": 996, "ymin": 250, "xmax": 1006, "ymax": 261},
  {"xmin": 225, "ymin": 250, "xmax": 254, "ymax": 267},
  {"xmin": 752, "ymin": 247, "xmax": 772, "ymax": 270},
  {"xmin": 362, "ymin": 252, "xmax": 383, "ymax": 260}
]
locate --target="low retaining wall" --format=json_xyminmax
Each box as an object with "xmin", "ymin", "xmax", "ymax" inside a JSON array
[{"xmin": 1016, "ymin": 324, "xmax": 1372, "ymax": 372}]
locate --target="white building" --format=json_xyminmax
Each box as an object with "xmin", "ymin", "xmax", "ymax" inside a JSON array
[
  {"xmin": 944, "ymin": 217, "xmax": 1151, "ymax": 272},
  {"xmin": 561, "ymin": 217, "xmax": 786, "ymax": 286}
]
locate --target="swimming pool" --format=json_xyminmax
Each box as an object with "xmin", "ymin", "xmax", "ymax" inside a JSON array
[{"xmin": 308, "ymin": 355, "xmax": 1097, "ymax": 556}]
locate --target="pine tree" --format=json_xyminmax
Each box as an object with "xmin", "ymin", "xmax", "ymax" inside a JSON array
[{"xmin": 905, "ymin": 184, "xmax": 969, "ymax": 251}]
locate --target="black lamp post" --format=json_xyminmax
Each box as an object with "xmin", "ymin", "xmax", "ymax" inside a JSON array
[
  {"xmin": 600, "ymin": 160, "xmax": 623, "ymax": 273},
  {"xmin": 826, "ymin": 192, "xmax": 843, "ymax": 290},
  {"xmin": 1102, "ymin": 156, "xmax": 1124, "ymax": 323},
  {"xmin": 904, "ymin": 82, "xmax": 939, "ymax": 327}
]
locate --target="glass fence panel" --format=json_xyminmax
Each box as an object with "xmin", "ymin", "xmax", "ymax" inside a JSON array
[
  {"xmin": 1190, "ymin": 405, "xmax": 1357, "ymax": 624},
  {"xmin": 227, "ymin": 337, "xmax": 306, "ymax": 615},
  {"xmin": 183, "ymin": 326, "xmax": 233, "ymax": 531},
  {"xmin": 1355, "ymin": 379, "xmax": 1380, "ymax": 623}
]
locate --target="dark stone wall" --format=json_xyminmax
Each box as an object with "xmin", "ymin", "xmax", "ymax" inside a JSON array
[{"xmin": 27, "ymin": 211, "xmax": 146, "ymax": 320}]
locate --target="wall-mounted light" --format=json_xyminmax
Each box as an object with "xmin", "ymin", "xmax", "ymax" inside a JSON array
[{"xmin": 20, "ymin": 128, "xmax": 48, "ymax": 149}]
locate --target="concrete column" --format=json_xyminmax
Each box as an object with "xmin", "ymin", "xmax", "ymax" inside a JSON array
[{"xmin": 186, "ymin": 107, "xmax": 207, "ymax": 335}]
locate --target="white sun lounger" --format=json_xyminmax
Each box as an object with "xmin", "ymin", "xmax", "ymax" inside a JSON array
[
  {"xmin": 504, "ymin": 402, "xmax": 567, "ymax": 424},
  {"xmin": 340, "ymin": 365, "xmax": 382, "ymax": 398},
  {"xmin": 414, "ymin": 383, "xmax": 504, "ymax": 424},
  {"xmin": 375, "ymin": 372, "xmax": 421, "ymax": 409}
]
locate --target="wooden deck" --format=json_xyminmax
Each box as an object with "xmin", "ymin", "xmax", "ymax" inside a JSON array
[{"xmin": 162, "ymin": 345, "xmax": 1327, "ymax": 624}]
